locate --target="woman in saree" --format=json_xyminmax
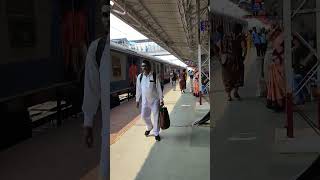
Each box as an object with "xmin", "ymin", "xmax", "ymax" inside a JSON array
[
  {"xmin": 179, "ymin": 69, "xmax": 187, "ymax": 93},
  {"xmin": 266, "ymin": 28, "xmax": 286, "ymax": 111},
  {"xmin": 193, "ymin": 70, "xmax": 200, "ymax": 97},
  {"xmin": 220, "ymin": 23, "xmax": 247, "ymax": 101}
]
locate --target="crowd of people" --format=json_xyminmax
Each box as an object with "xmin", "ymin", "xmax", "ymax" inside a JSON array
[
  {"xmin": 238, "ymin": 0, "xmax": 265, "ymax": 17},
  {"xmin": 212, "ymin": 20, "xmax": 317, "ymax": 113},
  {"xmin": 169, "ymin": 68, "xmax": 207, "ymax": 97}
]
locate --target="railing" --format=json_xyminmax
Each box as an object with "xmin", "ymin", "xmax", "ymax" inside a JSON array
[{"xmin": 289, "ymin": 31, "xmax": 320, "ymax": 137}]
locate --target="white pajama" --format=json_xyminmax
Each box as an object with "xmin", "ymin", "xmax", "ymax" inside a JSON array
[{"xmin": 141, "ymin": 99, "xmax": 160, "ymax": 136}]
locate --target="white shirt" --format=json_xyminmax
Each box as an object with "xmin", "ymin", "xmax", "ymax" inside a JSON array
[{"xmin": 136, "ymin": 72, "xmax": 163, "ymax": 103}]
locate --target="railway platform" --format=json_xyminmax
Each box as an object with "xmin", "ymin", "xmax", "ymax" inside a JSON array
[
  {"xmin": 211, "ymin": 47, "xmax": 320, "ymax": 180},
  {"xmin": 0, "ymin": 113, "xmax": 102, "ymax": 180},
  {"xmin": 109, "ymin": 82, "xmax": 210, "ymax": 180}
]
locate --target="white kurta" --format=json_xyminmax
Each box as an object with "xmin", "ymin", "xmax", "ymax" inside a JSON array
[
  {"xmin": 82, "ymin": 36, "xmax": 109, "ymax": 179},
  {"xmin": 136, "ymin": 72, "xmax": 163, "ymax": 136}
]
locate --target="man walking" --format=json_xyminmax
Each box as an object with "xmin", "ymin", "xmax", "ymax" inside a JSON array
[{"xmin": 136, "ymin": 60, "xmax": 164, "ymax": 141}]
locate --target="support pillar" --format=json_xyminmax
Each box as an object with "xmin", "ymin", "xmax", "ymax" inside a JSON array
[
  {"xmin": 199, "ymin": 44, "xmax": 202, "ymax": 105},
  {"xmin": 317, "ymin": 0, "xmax": 320, "ymax": 87},
  {"xmin": 284, "ymin": 0, "xmax": 294, "ymax": 138}
]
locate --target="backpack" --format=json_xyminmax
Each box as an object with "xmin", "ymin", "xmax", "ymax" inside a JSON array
[
  {"xmin": 139, "ymin": 72, "xmax": 157, "ymax": 87},
  {"xmin": 96, "ymin": 36, "xmax": 107, "ymax": 67}
]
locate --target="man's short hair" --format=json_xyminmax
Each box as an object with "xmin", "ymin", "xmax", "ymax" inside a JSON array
[{"xmin": 142, "ymin": 60, "xmax": 151, "ymax": 68}]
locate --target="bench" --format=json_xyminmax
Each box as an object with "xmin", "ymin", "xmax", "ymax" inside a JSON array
[{"xmin": 0, "ymin": 81, "xmax": 79, "ymax": 149}]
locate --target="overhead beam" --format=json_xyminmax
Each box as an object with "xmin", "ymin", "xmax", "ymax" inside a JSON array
[
  {"xmin": 136, "ymin": 0, "xmax": 171, "ymax": 40},
  {"xmin": 177, "ymin": 0, "xmax": 192, "ymax": 49},
  {"xmin": 113, "ymin": 0, "xmax": 184, "ymax": 61},
  {"xmin": 295, "ymin": 8, "xmax": 320, "ymax": 14}
]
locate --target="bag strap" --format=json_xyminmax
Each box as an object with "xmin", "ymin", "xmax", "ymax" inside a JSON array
[
  {"xmin": 153, "ymin": 72, "xmax": 157, "ymax": 85},
  {"xmin": 139, "ymin": 73, "xmax": 143, "ymax": 83},
  {"xmin": 140, "ymin": 73, "xmax": 157, "ymax": 83},
  {"xmin": 139, "ymin": 72, "xmax": 157, "ymax": 88},
  {"xmin": 96, "ymin": 36, "xmax": 107, "ymax": 68}
]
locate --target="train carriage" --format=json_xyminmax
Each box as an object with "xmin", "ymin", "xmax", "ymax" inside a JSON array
[{"xmin": 110, "ymin": 42, "xmax": 185, "ymax": 108}]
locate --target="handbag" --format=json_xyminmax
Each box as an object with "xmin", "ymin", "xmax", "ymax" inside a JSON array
[{"xmin": 159, "ymin": 106, "xmax": 170, "ymax": 130}]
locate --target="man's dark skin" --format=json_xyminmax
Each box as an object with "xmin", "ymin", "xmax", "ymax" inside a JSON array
[{"xmin": 136, "ymin": 62, "xmax": 164, "ymax": 109}]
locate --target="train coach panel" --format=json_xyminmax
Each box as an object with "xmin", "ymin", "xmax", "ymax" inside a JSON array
[
  {"xmin": 157, "ymin": 63, "xmax": 161, "ymax": 74},
  {"xmin": 164, "ymin": 64, "xmax": 170, "ymax": 80},
  {"xmin": 110, "ymin": 50, "xmax": 128, "ymax": 93},
  {"xmin": 152, "ymin": 62, "xmax": 156, "ymax": 73}
]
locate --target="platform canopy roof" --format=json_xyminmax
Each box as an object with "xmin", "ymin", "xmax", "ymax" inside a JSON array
[
  {"xmin": 111, "ymin": 0, "xmax": 209, "ymax": 63},
  {"xmin": 211, "ymin": 0, "xmax": 270, "ymax": 29}
]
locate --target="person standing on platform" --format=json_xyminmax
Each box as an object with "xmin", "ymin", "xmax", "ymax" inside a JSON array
[
  {"xmin": 252, "ymin": 27, "xmax": 262, "ymax": 57},
  {"xmin": 136, "ymin": 60, "xmax": 164, "ymax": 141},
  {"xmin": 129, "ymin": 62, "xmax": 138, "ymax": 87},
  {"xmin": 188, "ymin": 70, "xmax": 194, "ymax": 93},
  {"xmin": 260, "ymin": 28, "xmax": 267, "ymax": 57},
  {"xmin": 170, "ymin": 70, "xmax": 177, "ymax": 91},
  {"xmin": 221, "ymin": 23, "xmax": 247, "ymax": 101},
  {"xmin": 266, "ymin": 27, "xmax": 286, "ymax": 112},
  {"xmin": 82, "ymin": 2, "xmax": 109, "ymax": 179},
  {"xmin": 193, "ymin": 70, "xmax": 200, "ymax": 97},
  {"xmin": 179, "ymin": 69, "xmax": 187, "ymax": 93}
]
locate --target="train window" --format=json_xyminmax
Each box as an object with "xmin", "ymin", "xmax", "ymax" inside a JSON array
[
  {"xmin": 4, "ymin": 0, "xmax": 54, "ymax": 64},
  {"xmin": 111, "ymin": 51, "xmax": 127, "ymax": 82}
]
